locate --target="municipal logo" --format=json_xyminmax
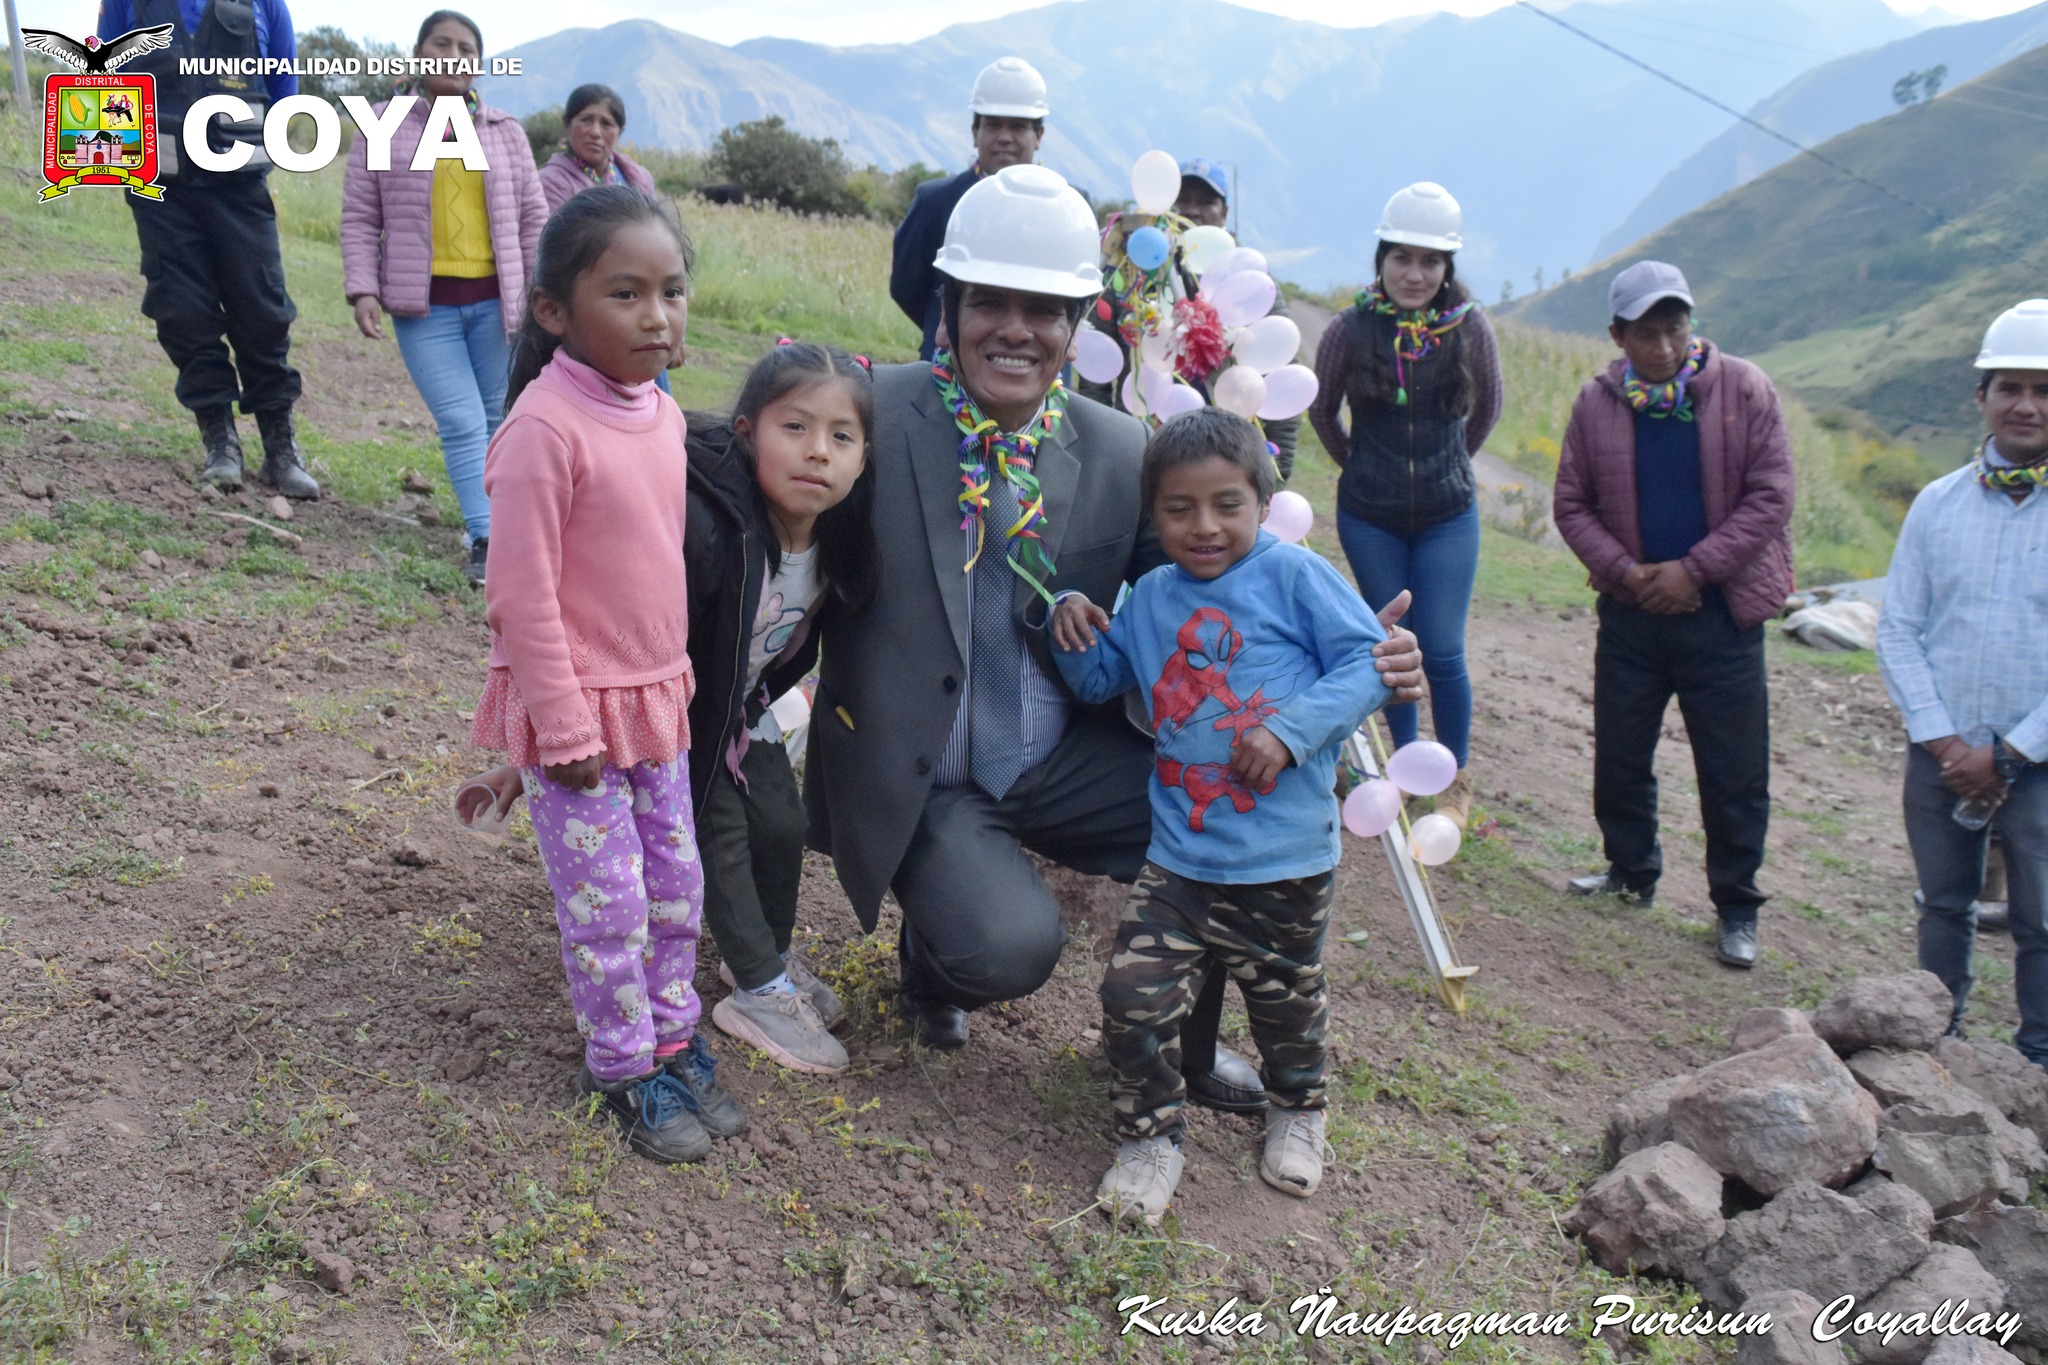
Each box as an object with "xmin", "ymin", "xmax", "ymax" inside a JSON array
[{"xmin": 23, "ymin": 25, "xmax": 175, "ymax": 201}]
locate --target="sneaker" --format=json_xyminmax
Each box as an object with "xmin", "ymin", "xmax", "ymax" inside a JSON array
[
  {"xmin": 1436, "ymin": 769, "xmax": 1474, "ymax": 831},
  {"xmin": 662, "ymin": 1034, "xmax": 748, "ymax": 1138},
  {"xmin": 716, "ymin": 955, "xmax": 846, "ymax": 1031},
  {"xmin": 574, "ymin": 1065, "xmax": 711, "ymax": 1164},
  {"xmin": 1567, "ymin": 871, "xmax": 1655, "ymax": 907},
  {"xmin": 1260, "ymin": 1109, "xmax": 1331, "ymax": 1199},
  {"xmin": 465, "ymin": 537, "xmax": 488, "ymax": 586},
  {"xmin": 1098, "ymin": 1136, "xmax": 1184, "ymax": 1227},
  {"xmin": 713, "ymin": 985, "xmax": 850, "ymax": 1075}
]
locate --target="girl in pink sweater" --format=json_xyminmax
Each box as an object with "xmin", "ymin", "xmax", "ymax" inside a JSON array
[{"xmin": 470, "ymin": 185, "xmax": 741, "ymax": 1165}]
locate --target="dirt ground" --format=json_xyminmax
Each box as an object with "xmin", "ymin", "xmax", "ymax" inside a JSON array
[{"xmin": 0, "ymin": 271, "xmax": 2026, "ymax": 1365}]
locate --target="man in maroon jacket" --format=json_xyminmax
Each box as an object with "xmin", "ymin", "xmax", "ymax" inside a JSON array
[{"xmin": 1552, "ymin": 261, "xmax": 1796, "ymax": 969}]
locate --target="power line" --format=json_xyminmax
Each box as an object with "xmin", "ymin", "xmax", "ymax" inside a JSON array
[{"xmin": 1512, "ymin": 0, "xmax": 1950, "ymax": 227}]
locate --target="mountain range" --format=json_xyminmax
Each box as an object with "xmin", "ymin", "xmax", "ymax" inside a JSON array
[
  {"xmin": 490, "ymin": 0, "xmax": 1931, "ymax": 294},
  {"xmin": 1507, "ymin": 40, "xmax": 2048, "ymax": 449}
]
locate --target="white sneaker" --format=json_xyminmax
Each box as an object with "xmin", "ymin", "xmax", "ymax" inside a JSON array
[
  {"xmin": 717, "ymin": 953, "xmax": 846, "ymax": 1030},
  {"xmin": 1260, "ymin": 1109, "xmax": 1332, "ymax": 1199},
  {"xmin": 711, "ymin": 986, "xmax": 849, "ymax": 1076},
  {"xmin": 1097, "ymin": 1136, "xmax": 1184, "ymax": 1227}
]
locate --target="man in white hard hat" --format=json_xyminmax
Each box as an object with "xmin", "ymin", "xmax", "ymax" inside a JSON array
[
  {"xmin": 1876, "ymin": 299, "xmax": 2048, "ymax": 1071},
  {"xmin": 810, "ymin": 166, "xmax": 1424, "ymax": 1095},
  {"xmin": 890, "ymin": 56, "xmax": 1050, "ymax": 360},
  {"xmin": 1553, "ymin": 260, "xmax": 1795, "ymax": 971}
]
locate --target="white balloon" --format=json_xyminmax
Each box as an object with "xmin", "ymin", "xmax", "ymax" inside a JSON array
[
  {"xmin": 1256, "ymin": 364, "xmax": 1320, "ymax": 421},
  {"xmin": 1180, "ymin": 224, "xmax": 1236, "ymax": 275},
  {"xmin": 1139, "ymin": 325, "xmax": 1178, "ymax": 374},
  {"xmin": 1203, "ymin": 246, "xmax": 1269, "ymax": 287},
  {"xmin": 1410, "ymin": 812, "xmax": 1463, "ymax": 866},
  {"xmin": 1263, "ymin": 489, "xmax": 1313, "ymax": 544},
  {"xmin": 1072, "ymin": 328, "xmax": 1124, "ymax": 384},
  {"xmin": 1212, "ymin": 365, "xmax": 1267, "ymax": 418},
  {"xmin": 1232, "ymin": 315, "xmax": 1302, "ymax": 374},
  {"xmin": 1207, "ymin": 269, "xmax": 1277, "ymax": 328},
  {"xmin": 1157, "ymin": 383, "xmax": 1206, "ymax": 419},
  {"xmin": 1130, "ymin": 150, "xmax": 1181, "ymax": 216},
  {"xmin": 1138, "ymin": 363, "xmax": 1174, "ymax": 413}
]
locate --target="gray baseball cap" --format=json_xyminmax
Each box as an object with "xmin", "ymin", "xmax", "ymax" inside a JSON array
[{"xmin": 1609, "ymin": 260, "xmax": 1695, "ymax": 321}]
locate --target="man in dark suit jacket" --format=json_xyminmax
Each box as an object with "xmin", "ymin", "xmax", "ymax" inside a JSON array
[
  {"xmin": 813, "ymin": 166, "xmax": 1422, "ymax": 1106},
  {"xmin": 889, "ymin": 56, "xmax": 1049, "ymax": 361}
]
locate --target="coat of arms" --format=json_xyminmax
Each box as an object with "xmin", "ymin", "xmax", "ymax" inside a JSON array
[{"xmin": 24, "ymin": 25, "xmax": 176, "ymax": 200}]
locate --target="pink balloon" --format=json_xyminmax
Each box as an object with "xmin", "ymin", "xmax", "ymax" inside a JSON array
[
  {"xmin": 1256, "ymin": 364, "xmax": 1319, "ymax": 421},
  {"xmin": 1342, "ymin": 779, "xmax": 1402, "ymax": 838},
  {"xmin": 1205, "ymin": 269, "xmax": 1277, "ymax": 328},
  {"xmin": 1212, "ymin": 364, "xmax": 1267, "ymax": 418},
  {"xmin": 1232, "ymin": 314, "xmax": 1301, "ymax": 375},
  {"xmin": 1386, "ymin": 741, "xmax": 1458, "ymax": 797},
  {"xmin": 1204, "ymin": 246, "xmax": 1269, "ymax": 288},
  {"xmin": 1156, "ymin": 383, "xmax": 1206, "ymax": 419},
  {"xmin": 1138, "ymin": 363, "xmax": 1173, "ymax": 413},
  {"xmin": 1073, "ymin": 328, "xmax": 1124, "ymax": 384},
  {"xmin": 1262, "ymin": 489, "xmax": 1312, "ymax": 543},
  {"xmin": 1120, "ymin": 371, "xmax": 1142, "ymax": 415}
]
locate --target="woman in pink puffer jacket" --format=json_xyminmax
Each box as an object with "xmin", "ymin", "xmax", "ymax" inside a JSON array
[{"xmin": 340, "ymin": 9, "xmax": 548, "ymax": 584}]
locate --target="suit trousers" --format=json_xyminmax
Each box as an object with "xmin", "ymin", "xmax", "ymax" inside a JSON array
[
  {"xmin": 1593, "ymin": 591, "xmax": 1770, "ymax": 923},
  {"xmin": 128, "ymin": 170, "xmax": 301, "ymax": 416}
]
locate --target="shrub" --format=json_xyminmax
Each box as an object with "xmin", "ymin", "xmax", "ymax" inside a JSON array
[
  {"xmin": 523, "ymin": 107, "xmax": 563, "ymax": 165},
  {"xmin": 295, "ymin": 26, "xmax": 404, "ymax": 103},
  {"xmin": 710, "ymin": 116, "xmax": 863, "ymax": 218}
]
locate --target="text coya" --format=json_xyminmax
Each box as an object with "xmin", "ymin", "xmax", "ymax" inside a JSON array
[{"xmin": 182, "ymin": 94, "xmax": 492, "ymax": 174}]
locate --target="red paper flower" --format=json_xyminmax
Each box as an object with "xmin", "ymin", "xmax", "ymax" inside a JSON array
[{"xmin": 1173, "ymin": 296, "xmax": 1228, "ymax": 380}]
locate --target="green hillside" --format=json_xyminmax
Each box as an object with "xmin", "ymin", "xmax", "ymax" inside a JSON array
[{"xmin": 1509, "ymin": 41, "xmax": 2048, "ymax": 454}]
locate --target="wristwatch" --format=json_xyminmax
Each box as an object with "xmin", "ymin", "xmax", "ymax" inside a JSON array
[{"xmin": 1994, "ymin": 742, "xmax": 2034, "ymax": 783}]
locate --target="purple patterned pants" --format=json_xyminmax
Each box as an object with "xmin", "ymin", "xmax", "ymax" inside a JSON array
[{"xmin": 522, "ymin": 757, "xmax": 704, "ymax": 1082}]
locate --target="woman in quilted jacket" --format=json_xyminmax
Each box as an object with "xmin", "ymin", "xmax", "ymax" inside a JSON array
[{"xmin": 340, "ymin": 9, "xmax": 549, "ymax": 584}]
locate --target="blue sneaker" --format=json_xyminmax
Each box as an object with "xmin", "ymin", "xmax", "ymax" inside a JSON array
[
  {"xmin": 662, "ymin": 1034, "xmax": 749, "ymax": 1139},
  {"xmin": 575, "ymin": 1065, "xmax": 711, "ymax": 1164}
]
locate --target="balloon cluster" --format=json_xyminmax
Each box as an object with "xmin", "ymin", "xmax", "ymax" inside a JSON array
[
  {"xmin": 1073, "ymin": 150, "xmax": 1321, "ymax": 439},
  {"xmin": 1341, "ymin": 740, "xmax": 1463, "ymax": 866}
]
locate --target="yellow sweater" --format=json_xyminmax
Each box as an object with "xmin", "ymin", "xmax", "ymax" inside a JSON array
[{"xmin": 430, "ymin": 161, "xmax": 495, "ymax": 278}]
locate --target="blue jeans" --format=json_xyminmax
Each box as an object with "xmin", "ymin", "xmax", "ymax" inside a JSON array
[
  {"xmin": 1336, "ymin": 502, "xmax": 1479, "ymax": 766},
  {"xmin": 1905, "ymin": 745, "xmax": 2048, "ymax": 1067},
  {"xmin": 392, "ymin": 301, "xmax": 509, "ymax": 541}
]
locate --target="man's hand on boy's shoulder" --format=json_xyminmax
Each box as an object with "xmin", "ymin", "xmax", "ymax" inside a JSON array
[
  {"xmin": 1371, "ymin": 591, "xmax": 1424, "ymax": 704},
  {"xmin": 1231, "ymin": 725, "xmax": 1292, "ymax": 795},
  {"xmin": 1052, "ymin": 592, "xmax": 1110, "ymax": 653}
]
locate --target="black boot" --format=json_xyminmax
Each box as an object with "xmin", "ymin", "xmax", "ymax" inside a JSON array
[
  {"xmin": 253, "ymin": 408, "xmax": 320, "ymax": 500},
  {"xmin": 196, "ymin": 406, "xmax": 243, "ymax": 491}
]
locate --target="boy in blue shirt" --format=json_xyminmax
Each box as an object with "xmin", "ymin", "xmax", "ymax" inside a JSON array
[{"xmin": 1052, "ymin": 408, "xmax": 1393, "ymax": 1224}]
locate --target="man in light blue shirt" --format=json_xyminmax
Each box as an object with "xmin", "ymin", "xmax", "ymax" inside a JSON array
[{"xmin": 1876, "ymin": 299, "xmax": 2048, "ymax": 1070}]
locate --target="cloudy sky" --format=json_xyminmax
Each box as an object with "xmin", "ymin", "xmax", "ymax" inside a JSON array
[{"xmin": 36, "ymin": 0, "xmax": 2038, "ymax": 52}]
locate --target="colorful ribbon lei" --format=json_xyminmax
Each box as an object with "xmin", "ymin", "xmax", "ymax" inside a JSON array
[
  {"xmin": 1358, "ymin": 281, "xmax": 1474, "ymax": 406},
  {"xmin": 1976, "ymin": 438, "xmax": 2048, "ymax": 493},
  {"xmin": 933, "ymin": 351, "xmax": 1066, "ymax": 605},
  {"xmin": 1622, "ymin": 338, "xmax": 1708, "ymax": 421}
]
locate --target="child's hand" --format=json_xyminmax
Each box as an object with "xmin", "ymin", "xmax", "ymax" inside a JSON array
[
  {"xmin": 456, "ymin": 765, "xmax": 524, "ymax": 825},
  {"xmin": 1051, "ymin": 593, "xmax": 1110, "ymax": 652},
  {"xmin": 544, "ymin": 752, "xmax": 606, "ymax": 793},
  {"xmin": 1231, "ymin": 725, "xmax": 1293, "ymax": 795}
]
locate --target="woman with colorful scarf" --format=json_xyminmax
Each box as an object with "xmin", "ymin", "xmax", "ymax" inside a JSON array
[
  {"xmin": 340, "ymin": 10, "xmax": 549, "ymax": 584},
  {"xmin": 536, "ymin": 85, "xmax": 658, "ymax": 215},
  {"xmin": 1307, "ymin": 182, "xmax": 1502, "ymax": 829}
]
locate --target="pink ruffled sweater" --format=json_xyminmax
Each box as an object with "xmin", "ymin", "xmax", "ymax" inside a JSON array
[{"xmin": 479, "ymin": 351, "xmax": 691, "ymax": 766}]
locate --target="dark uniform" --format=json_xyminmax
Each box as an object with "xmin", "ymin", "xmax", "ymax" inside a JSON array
[
  {"xmin": 106, "ymin": 0, "xmax": 316, "ymax": 496},
  {"xmin": 889, "ymin": 167, "xmax": 977, "ymax": 361}
]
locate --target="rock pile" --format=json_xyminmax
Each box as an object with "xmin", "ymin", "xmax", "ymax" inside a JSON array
[{"xmin": 1567, "ymin": 972, "xmax": 2048, "ymax": 1362}]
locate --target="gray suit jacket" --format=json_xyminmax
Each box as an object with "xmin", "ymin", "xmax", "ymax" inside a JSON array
[{"xmin": 806, "ymin": 361, "xmax": 1159, "ymax": 930}]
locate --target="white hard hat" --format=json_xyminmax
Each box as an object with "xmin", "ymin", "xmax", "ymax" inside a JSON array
[
  {"xmin": 1376, "ymin": 181, "xmax": 1464, "ymax": 253},
  {"xmin": 970, "ymin": 56, "xmax": 1049, "ymax": 120},
  {"xmin": 1975, "ymin": 299, "xmax": 2048, "ymax": 371},
  {"xmin": 933, "ymin": 164, "xmax": 1101, "ymax": 299}
]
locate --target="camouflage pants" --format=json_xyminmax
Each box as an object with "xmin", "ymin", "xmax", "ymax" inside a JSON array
[{"xmin": 1100, "ymin": 862, "xmax": 1336, "ymax": 1140}]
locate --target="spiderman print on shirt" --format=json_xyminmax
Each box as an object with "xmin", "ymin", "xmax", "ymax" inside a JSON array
[{"xmin": 1149, "ymin": 606, "xmax": 1301, "ymax": 833}]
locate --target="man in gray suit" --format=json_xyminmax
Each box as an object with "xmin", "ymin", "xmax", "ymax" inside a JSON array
[{"xmin": 808, "ymin": 166, "xmax": 1422, "ymax": 1095}]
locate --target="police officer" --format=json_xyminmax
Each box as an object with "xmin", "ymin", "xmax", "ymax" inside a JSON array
[
  {"xmin": 888, "ymin": 56, "xmax": 1048, "ymax": 361},
  {"xmin": 98, "ymin": 0, "xmax": 318, "ymax": 498}
]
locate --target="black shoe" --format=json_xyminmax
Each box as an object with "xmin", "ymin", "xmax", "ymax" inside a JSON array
[
  {"xmin": 196, "ymin": 406, "xmax": 243, "ymax": 491},
  {"xmin": 253, "ymin": 408, "xmax": 320, "ymax": 500},
  {"xmin": 1972, "ymin": 901, "xmax": 2010, "ymax": 935},
  {"xmin": 662, "ymin": 1034, "xmax": 748, "ymax": 1139},
  {"xmin": 465, "ymin": 537, "xmax": 489, "ymax": 586},
  {"xmin": 1568, "ymin": 871, "xmax": 1655, "ymax": 907},
  {"xmin": 574, "ymin": 1065, "xmax": 711, "ymax": 1164},
  {"xmin": 1717, "ymin": 920, "xmax": 1759, "ymax": 970},
  {"xmin": 896, "ymin": 987, "xmax": 969, "ymax": 1051},
  {"xmin": 1186, "ymin": 1050, "xmax": 1268, "ymax": 1115}
]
